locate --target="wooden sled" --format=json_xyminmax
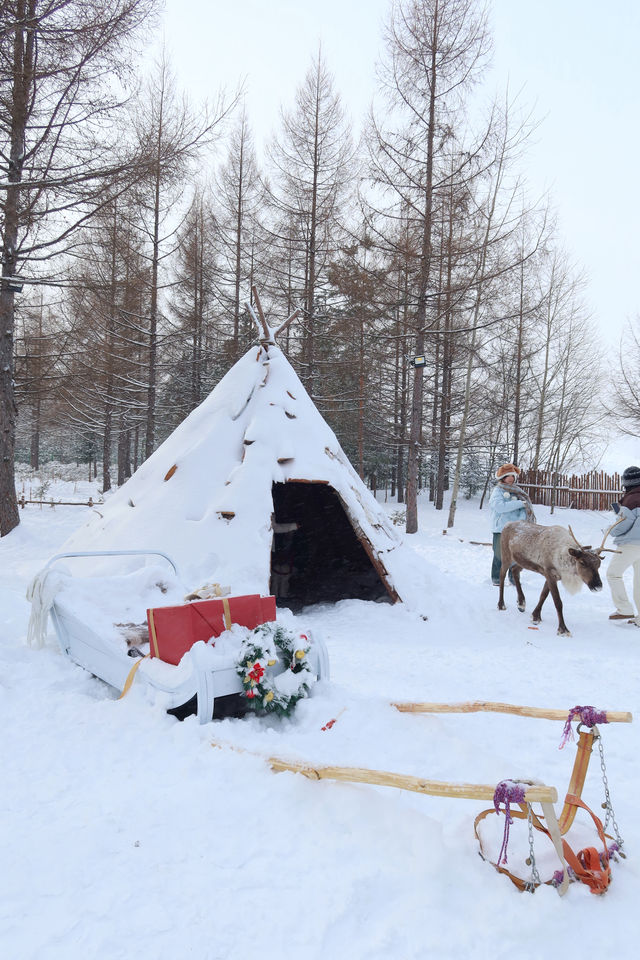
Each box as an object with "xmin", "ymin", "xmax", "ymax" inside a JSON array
[
  {"xmin": 43, "ymin": 550, "xmax": 330, "ymax": 724},
  {"xmin": 213, "ymin": 702, "xmax": 631, "ymax": 896}
]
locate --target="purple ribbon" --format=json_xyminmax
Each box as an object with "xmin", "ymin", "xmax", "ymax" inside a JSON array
[
  {"xmin": 559, "ymin": 705, "xmax": 608, "ymax": 749},
  {"xmin": 493, "ymin": 780, "xmax": 526, "ymax": 865}
]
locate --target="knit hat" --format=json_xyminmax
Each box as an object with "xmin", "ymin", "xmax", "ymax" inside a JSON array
[
  {"xmin": 495, "ymin": 463, "xmax": 521, "ymax": 481},
  {"xmin": 622, "ymin": 465, "xmax": 640, "ymax": 489}
]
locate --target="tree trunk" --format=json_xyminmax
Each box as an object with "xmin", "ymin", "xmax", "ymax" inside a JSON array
[
  {"xmin": 30, "ymin": 397, "xmax": 41, "ymax": 471},
  {"xmin": 512, "ymin": 257, "xmax": 525, "ymax": 465},
  {"xmin": 405, "ymin": 24, "xmax": 438, "ymax": 534},
  {"xmin": 145, "ymin": 83, "xmax": 165, "ymax": 460},
  {"xmin": 0, "ymin": 2, "xmax": 36, "ymax": 535}
]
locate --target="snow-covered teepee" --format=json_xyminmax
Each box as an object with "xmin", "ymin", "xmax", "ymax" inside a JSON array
[{"xmin": 64, "ymin": 295, "xmax": 427, "ymax": 608}]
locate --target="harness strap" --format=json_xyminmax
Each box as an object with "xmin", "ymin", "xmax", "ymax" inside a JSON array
[
  {"xmin": 560, "ymin": 794, "xmax": 611, "ymax": 894},
  {"xmin": 475, "ymin": 794, "xmax": 612, "ymax": 895},
  {"xmin": 118, "ymin": 654, "xmax": 150, "ymax": 699}
]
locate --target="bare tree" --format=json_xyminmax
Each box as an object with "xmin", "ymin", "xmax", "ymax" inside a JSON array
[
  {"xmin": 264, "ymin": 50, "xmax": 355, "ymax": 395},
  {"xmin": 213, "ymin": 110, "xmax": 264, "ymax": 361},
  {"xmin": 127, "ymin": 53, "xmax": 234, "ymax": 458},
  {"xmin": 609, "ymin": 318, "xmax": 640, "ymax": 438},
  {"xmin": 0, "ymin": 0, "xmax": 158, "ymax": 534},
  {"xmin": 368, "ymin": 0, "xmax": 491, "ymax": 533}
]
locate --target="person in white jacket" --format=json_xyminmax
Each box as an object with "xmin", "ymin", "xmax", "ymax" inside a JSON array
[
  {"xmin": 489, "ymin": 463, "xmax": 528, "ymax": 586},
  {"xmin": 606, "ymin": 465, "xmax": 640, "ymax": 627}
]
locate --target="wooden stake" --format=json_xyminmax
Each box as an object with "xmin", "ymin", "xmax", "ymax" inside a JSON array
[{"xmin": 392, "ymin": 700, "xmax": 633, "ymax": 723}]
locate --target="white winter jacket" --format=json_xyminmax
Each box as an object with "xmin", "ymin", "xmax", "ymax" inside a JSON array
[{"xmin": 489, "ymin": 484, "xmax": 527, "ymax": 533}]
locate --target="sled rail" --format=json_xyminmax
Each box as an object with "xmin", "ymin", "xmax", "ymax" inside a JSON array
[
  {"xmin": 392, "ymin": 700, "xmax": 633, "ymax": 724},
  {"xmin": 44, "ymin": 549, "xmax": 179, "ymax": 577}
]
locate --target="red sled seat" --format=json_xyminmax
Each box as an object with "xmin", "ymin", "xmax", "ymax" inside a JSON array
[{"xmin": 147, "ymin": 594, "xmax": 276, "ymax": 666}]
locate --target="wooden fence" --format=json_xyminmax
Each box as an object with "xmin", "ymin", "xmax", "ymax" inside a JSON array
[
  {"xmin": 18, "ymin": 495, "xmax": 99, "ymax": 508},
  {"xmin": 518, "ymin": 469, "xmax": 622, "ymax": 512}
]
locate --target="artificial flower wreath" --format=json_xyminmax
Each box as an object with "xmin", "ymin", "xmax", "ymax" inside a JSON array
[{"xmin": 235, "ymin": 622, "xmax": 315, "ymax": 718}]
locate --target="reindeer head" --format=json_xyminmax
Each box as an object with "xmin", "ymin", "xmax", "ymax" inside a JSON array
[
  {"xmin": 567, "ymin": 543, "xmax": 603, "ymax": 591},
  {"xmin": 567, "ymin": 517, "xmax": 624, "ymax": 592}
]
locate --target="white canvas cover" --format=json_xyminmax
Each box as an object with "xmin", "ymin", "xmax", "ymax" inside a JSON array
[{"xmin": 64, "ymin": 343, "xmax": 428, "ymax": 607}]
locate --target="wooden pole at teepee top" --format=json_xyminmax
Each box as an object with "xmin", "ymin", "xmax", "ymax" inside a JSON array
[
  {"xmin": 251, "ymin": 285, "xmax": 267, "ymax": 326},
  {"xmin": 247, "ymin": 287, "xmax": 272, "ymax": 343},
  {"xmin": 392, "ymin": 700, "xmax": 633, "ymax": 723},
  {"xmin": 275, "ymin": 309, "xmax": 300, "ymax": 339}
]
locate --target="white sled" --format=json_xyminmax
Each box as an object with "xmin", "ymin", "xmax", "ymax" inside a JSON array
[{"xmin": 38, "ymin": 550, "xmax": 330, "ymax": 724}]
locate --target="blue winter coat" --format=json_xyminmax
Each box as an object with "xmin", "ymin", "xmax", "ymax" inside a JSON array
[
  {"xmin": 489, "ymin": 484, "xmax": 527, "ymax": 533},
  {"xmin": 611, "ymin": 506, "xmax": 640, "ymax": 545}
]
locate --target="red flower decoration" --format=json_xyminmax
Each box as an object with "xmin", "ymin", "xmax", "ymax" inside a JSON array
[{"xmin": 247, "ymin": 662, "xmax": 265, "ymax": 684}]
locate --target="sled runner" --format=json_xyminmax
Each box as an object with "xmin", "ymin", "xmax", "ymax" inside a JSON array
[{"xmin": 33, "ymin": 549, "xmax": 329, "ymax": 723}]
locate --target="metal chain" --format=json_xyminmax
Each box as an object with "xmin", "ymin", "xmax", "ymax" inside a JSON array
[
  {"xmin": 597, "ymin": 735, "xmax": 625, "ymax": 853},
  {"xmin": 524, "ymin": 805, "xmax": 542, "ymax": 892}
]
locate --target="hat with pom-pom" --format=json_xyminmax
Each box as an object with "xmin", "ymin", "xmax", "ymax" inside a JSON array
[
  {"xmin": 495, "ymin": 463, "xmax": 521, "ymax": 480},
  {"xmin": 622, "ymin": 465, "xmax": 640, "ymax": 489}
]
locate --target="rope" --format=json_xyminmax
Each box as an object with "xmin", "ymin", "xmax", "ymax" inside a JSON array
[
  {"xmin": 493, "ymin": 780, "xmax": 526, "ymax": 865},
  {"xmin": 25, "ymin": 568, "xmax": 66, "ymax": 648},
  {"xmin": 560, "ymin": 706, "xmax": 609, "ymax": 748}
]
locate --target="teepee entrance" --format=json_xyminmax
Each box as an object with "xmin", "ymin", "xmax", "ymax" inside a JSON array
[{"xmin": 270, "ymin": 481, "xmax": 394, "ymax": 608}]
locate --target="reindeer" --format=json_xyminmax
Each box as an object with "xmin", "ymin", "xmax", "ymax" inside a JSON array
[{"xmin": 497, "ymin": 518, "xmax": 623, "ymax": 636}]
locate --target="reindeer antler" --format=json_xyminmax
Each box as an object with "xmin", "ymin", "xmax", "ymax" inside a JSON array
[
  {"xmin": 597, "ymin": 516, "xmax": 625, "ymax": 554},
  {"xmin": 567, "ymin": 526, "xmax": 584, "ymax": 550}
]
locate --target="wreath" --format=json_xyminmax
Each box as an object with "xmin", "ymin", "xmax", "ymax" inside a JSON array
[{"xmin": 235, "ymin": 622, "xmax": 315, "ymax": 718}]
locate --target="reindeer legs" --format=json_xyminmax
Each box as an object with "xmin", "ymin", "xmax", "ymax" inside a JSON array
[
  {"xmin": 531, "ymin": 581, "xmax": 549, "ymax": 624},
  {"xmin": 548, "ymin": 579, "xmax": 571, "ymax": 636},
  {"xmin": 497, "ymin": 560, "xmax": 510, "ymax": 611},
  {"xmin": 532, "ymin": 579, "xmax": 571, "ymax": 635},
  {"xmin": 497, "ymin": 546, "xmax": 525, "ymax": 614},
  {"xmin": 511, "ymin": 566, "xmax": 526, "ymax": 612}
]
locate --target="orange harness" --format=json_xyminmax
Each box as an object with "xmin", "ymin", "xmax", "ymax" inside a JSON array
[{"xmin": 476, "ymin": 729, "xmax": 616, "ymax": 895}]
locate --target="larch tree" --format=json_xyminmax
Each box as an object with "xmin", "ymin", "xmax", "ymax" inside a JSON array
[
  {"xmin": 213, "ymin": 110, "xmax": 264, "ymax": 361},
  {"xmin": 610, "ymin": 318, "xmax": 640, "ymax": 439},
  {"xmin": 264, "ymin": 50, "xmax": 355, "ymax": 396},
  {"xmin": 127, "ymin": 53, "xmax": 235, "ymax": 459},
  {"xmin": 0, "ymin": 0, "xmax": 159, "ymax": 535},
  {"xmin": 368, "ymin": 0, "xmax": 491, "ymax": 533}
]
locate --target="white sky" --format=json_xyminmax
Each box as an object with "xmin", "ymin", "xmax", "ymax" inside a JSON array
[{"xmin": 159, "ymin": 0, "xmax": 640, "ymax": 350}]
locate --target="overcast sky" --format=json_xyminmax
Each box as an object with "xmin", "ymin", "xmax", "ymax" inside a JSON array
[{"xmin": 159, "ymin": 0, "xmax": 640, "ymax": 353}]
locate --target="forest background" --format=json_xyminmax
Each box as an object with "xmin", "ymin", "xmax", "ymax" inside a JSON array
[{"xmin": 2, "ymin": 0, "xmax": 639, "ymax": 538}]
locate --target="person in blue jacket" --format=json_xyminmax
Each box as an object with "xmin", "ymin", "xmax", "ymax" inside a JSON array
[
  {"xmin": 489, "ymin": 463, "xmax": 528, "ymax": 586},
  {"xmin": 606, "ymin": 465, "xmax": 640, "ymax": 627}
]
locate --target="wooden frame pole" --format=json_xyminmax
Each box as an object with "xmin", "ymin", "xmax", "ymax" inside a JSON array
[{"xmin": 392, "ymin": 700, "xmax": 633, "ymax": 723}]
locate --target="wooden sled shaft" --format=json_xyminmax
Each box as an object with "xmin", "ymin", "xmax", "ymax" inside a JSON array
[
  {"xmin": 211, "ymin": 740, "xmax": 557, "ymax": 802},
  {"xmin": 392, "ymin": 700, "xmax": 633, "ymax": 724},
  {"xmin": 264, "ymin": 756, "xmax": 558, "ymax": 804},
  {"xmin": 558, "ymin": 730, "xmax": 594, "ymax": 835}
]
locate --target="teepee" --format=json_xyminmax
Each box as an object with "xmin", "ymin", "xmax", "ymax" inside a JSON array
[{"xmin": 64, "ymin": 294, "xmax": 424, "ymax": 607}]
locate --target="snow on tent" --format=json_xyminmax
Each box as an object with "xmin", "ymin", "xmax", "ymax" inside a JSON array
[{"xmin": 63, "ymin": 309, "xmax": 426, "ymax": 610}]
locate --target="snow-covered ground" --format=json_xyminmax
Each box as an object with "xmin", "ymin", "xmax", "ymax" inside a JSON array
[{"xmin": 2, "ymin": 480, "xmax": 639, "ymax": 959}]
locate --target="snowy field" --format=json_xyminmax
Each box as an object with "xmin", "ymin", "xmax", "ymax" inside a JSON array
[{"xmin": 1, "ymin": 477, "xmax": 639, "ymax": 959}]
